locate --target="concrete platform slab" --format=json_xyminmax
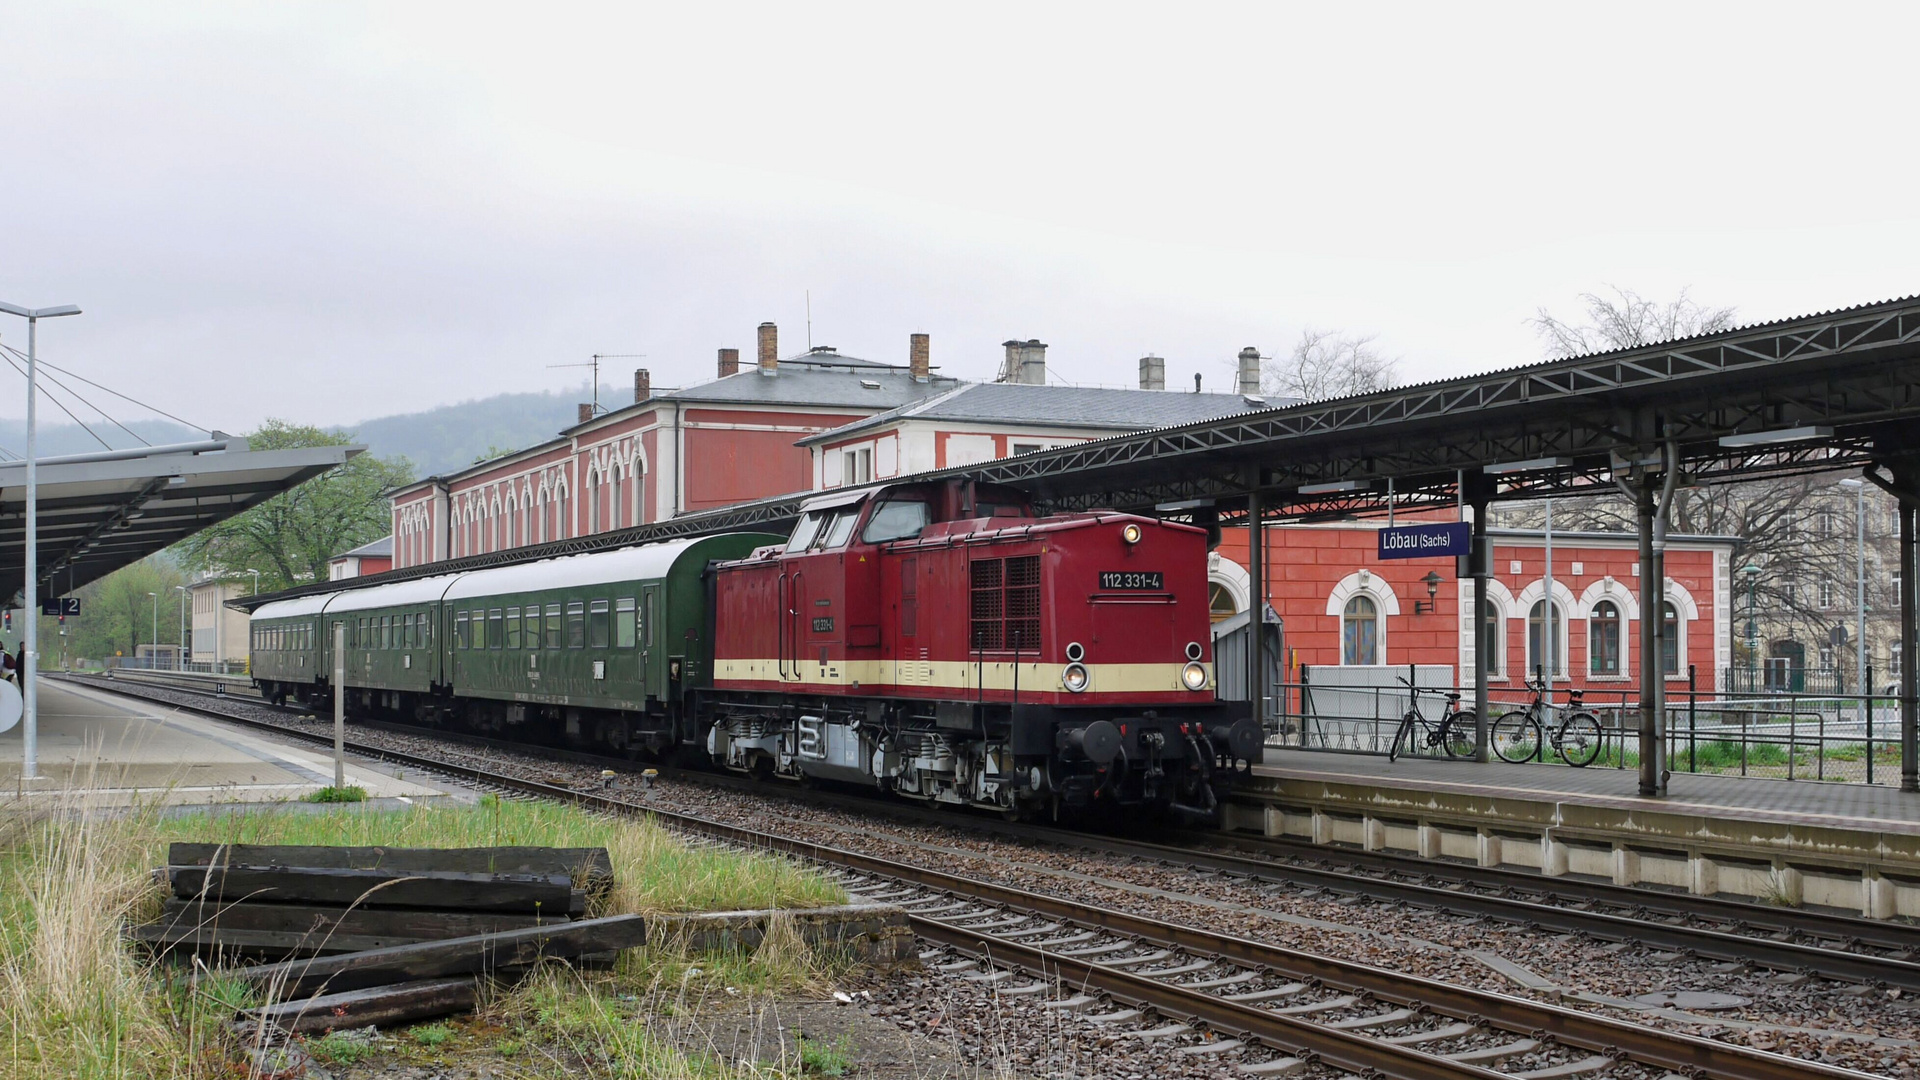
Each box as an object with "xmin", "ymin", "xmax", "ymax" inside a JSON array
[
  {"xmin": 1231, "ymin": 749, "xmax": 1920, "ymax": 918},
  {"xmin": 0, "ymin": 680, "xmax": 450, "ymax": 808}
]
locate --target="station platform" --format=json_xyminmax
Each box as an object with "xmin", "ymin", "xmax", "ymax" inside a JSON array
[
  {"xmin": 0, "ymin": 679, "xmax": 452, "ymax": 809},
  {"xmin": 1228, "ymin": 749, "xmax": 1920, "ymax": 919}
]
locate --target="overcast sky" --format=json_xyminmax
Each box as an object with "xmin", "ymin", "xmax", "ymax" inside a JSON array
[{"xmin": 2, "ymin": 2, "xmax": 1916, "ymax": 432}]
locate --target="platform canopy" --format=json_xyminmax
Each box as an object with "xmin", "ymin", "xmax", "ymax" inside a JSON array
[{"xmin": 0, "ymin": 438, "xmax": 362, "ymax": 607}]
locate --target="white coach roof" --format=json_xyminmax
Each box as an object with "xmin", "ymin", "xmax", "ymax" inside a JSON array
[
  {"xmin": 323, "ymin": 574, "xmax": 468, "ymax": 613},
  {"xmin": 441, "ymin": 538, "xmax": 707, "ymax": 601},
  {"xmin": 250, "ymin": 594, "xmax": 334, "ymax": 621}
]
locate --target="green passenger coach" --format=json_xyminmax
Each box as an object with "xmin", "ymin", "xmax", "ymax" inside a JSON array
[{"xmin": 248, "ymin": 532, "xmax": 777, "ymax": 751}]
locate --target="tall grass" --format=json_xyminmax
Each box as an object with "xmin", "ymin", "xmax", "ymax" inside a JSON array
[{"xmin": 0, "ymin": 793, "xmax": 843, "ymax": 1079}]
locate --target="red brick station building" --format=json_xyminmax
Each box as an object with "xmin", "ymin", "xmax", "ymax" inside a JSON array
[{"xmin": 376, "ymin": 322, "xmax": 1733, "ymax": 695}]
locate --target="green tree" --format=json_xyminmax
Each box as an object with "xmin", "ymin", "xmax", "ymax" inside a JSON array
[
  {"xmin": 21, "ymin": 556, "xmax": 189, "ymax": 666},
  {"xmin": 175, "ymin": 420, "xmax": 414, "ymax": 593}
]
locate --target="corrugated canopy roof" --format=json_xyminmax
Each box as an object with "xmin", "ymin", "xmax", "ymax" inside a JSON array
[{"xmin": 1, "ymin": 439, "xmax": 361, "ymax": 606}]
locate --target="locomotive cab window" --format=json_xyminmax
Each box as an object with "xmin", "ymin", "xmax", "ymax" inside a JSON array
[
  {"xmin": 861, "ymin": 499, "xmax": 931, "ymax": 543},
  {"xmin": 783, "ymin": 512, "xmax": 826, "ymax": 553},
  {"xmin": 616, "ymin": 598, "xmax": 636, "ymax": 648},
  {"xmin": 820, "ymin": 510, "xmax": 859, "ymax": 549},
  {"xmin": 589, "ymin": 599, "xmax": 610, "ymax": 648}
]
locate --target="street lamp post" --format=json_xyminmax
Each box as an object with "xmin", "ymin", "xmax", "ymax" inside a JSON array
[
  {"xmin": 1839, "ymin": 478, "xmax": 1870, "ymax": 763},
  {"xmin": 0, "ymin": 299, "xmax": 82, "ymax": 781},
  {"xmin": 247, "ymin": 569, "xmax": 260, "ymax": 596},
  {"xmin": 147, "ymin": 592, "xmax": 158, "ymax": 669},
  {"xmin": 176, "ymin": 585, "xmax": 188, "ymax": 671},
  {"xmin": 1742, "ymin": 562, "xmax": 1763, "ymax": 692}
]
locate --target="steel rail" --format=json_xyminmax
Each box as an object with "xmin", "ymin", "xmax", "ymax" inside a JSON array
[
  {"xmin": 65, "ymin": 676, "xmax": 1882, "ymax": 1080},
  {"xmin": 74, "ymin": 673, "xmax": 1920, "ymax": 985}
]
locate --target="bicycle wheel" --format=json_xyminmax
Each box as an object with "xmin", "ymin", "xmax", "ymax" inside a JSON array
[
  {"xmin": 1490, "ymin": 710, "xmax": 1542, "ymax": 763},
  {"xmin": 1442, "ymin": 712, "xmax": 1478, "ymax": 759},
  {"xmin": 1388, "ymin": 714, "xmax": 1414, "ymax": 761},
  {"xmin": 1555, "ymin": 711, "xmax": 1604, "ymax": 767}
]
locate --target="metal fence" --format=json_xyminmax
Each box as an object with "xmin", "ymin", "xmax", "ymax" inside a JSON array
[
  {"xmin": 103, "ymin": 656, "xmax": 250, "ymax": 676},
  {"xmin": 1268, "ymin": 664, "xmax": 1910, "ymax": 786}
]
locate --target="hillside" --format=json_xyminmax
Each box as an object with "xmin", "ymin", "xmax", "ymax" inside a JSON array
[{"xmin": 1, "ymin": 386, "xmax": 615, "ymax": 479}]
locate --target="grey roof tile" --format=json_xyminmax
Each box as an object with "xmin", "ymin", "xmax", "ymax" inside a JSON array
[{"xmin": 799, "ymin": 382, "xmax": 1292, "ymax": 444}]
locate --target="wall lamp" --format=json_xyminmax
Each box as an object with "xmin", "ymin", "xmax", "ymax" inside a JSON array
[{"xmin": 1414, "ymin": 570, "xmax": 1444, "ymax": 614}]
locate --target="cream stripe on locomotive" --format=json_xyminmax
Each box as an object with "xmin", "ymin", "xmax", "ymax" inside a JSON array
[{"xmin": 714, "ymin": 658, "xmax": 1213, "ymax": 694}]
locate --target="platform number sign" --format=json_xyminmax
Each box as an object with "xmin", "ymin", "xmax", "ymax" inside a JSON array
[{"xmin": 40, "ymin": 597, "xmax": 81, "ymax": 617}]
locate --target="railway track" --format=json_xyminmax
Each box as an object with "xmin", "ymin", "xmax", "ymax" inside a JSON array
[
  {"xmin": 60, "ymin": 672, "xmax": 1891, "ymax": 1080},
  {"xmin": 72, "ymin": 670, "xmax": 1920, "ymax": 989}
]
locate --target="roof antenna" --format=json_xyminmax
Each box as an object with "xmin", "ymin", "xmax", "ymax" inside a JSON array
[
  {"xmin": 550, "ymin": 354, "xmax": 645, "ymax": 415},
  {"xmin": 1194, "ymin": 372, "xmax": 1202, "ymax": 394},
  {"xmin": 806, "ymin": 290, "xmax": 813, "ymax": 350}
]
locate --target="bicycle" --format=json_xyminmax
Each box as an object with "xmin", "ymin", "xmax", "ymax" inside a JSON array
[
  {"xmin": 1387, "ymin": 676, "xmax": 1478, "ymax": 761},
  {"xmin": 1490, "ymin": 678, "xmax": 1604, "ymax": 766}
]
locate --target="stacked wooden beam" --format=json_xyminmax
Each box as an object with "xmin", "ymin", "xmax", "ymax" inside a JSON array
[{"xmin": 134, "ymin": 844, "xmax": 644, "ymax": 1034}]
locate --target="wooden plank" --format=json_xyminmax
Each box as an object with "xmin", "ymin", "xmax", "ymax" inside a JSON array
[
  {"xmin": 168, "ymin": 865, "xmax": 582, "ymax": 915},
  {"xmin": 168, "ymin": 844, "xmax": 613, "ymax": 887},
  {"xmin": 211, "ymin": 914, "xmax": 648, "ymax": 998},
  {"xmin": 130, "ymin": 924, "xmax": 424, "ymax": 959},
  {"xmin": 243, "ymin": 977, "xmax": 478, "ymax": 1034},
  {"xmin": 158, "ymin": 898, "xmax": 563, "ymax": 941}
]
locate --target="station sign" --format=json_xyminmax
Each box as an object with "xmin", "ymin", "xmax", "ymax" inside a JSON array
[
  {"xmin": 1377, "ymin": 521, "xmax": 1470, "ymax": 560},
  {"xmin": 40, "ymin": 597, "xmax": 81, "ymax": 616}
]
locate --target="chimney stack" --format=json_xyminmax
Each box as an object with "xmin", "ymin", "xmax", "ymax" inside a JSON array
[
  {"xmin": 1138, "ymin": 354, "xmax": 1165, "ymax": 391},
  {"xmin": 634, "ymin": 368, "xmax": 651, "ymax": 403},
  {"xmin": 757, "ymin": 322, "xmax": 778, "ymax": 375},
  {"xmin": 909, "ymin": 333, "xmax": 930, "ymax": 382},
  {"xmin": 1000, "ymin": 339, "xmax": 1048, "ymax": 385},
  {"xmin": 1237, "ymin": 347, "xmax": 1261, "ymax": 396},
  {"xmin": 718, "ymin": 348, "xmax": 740, "ymax": 378},
  {"xmin": 578, "ymin": 402, "xmax": 595, "ymax": 424}
]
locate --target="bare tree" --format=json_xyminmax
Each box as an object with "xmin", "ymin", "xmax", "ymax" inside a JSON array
[
  {"xmin": 1262, "ymin": 329, "xmax": 1398, "ymax": 401},
  {"xmin": 1529, "ymin": 286, "xmax": 1736, "ymax": 358},
  {"xmin": 1506, "ymin": 288, "xmax": 1897, "ymax": 681}
]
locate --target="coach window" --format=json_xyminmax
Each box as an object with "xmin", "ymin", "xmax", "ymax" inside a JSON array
[
  {"xmin": 566, "ymin": 601, "xmax": 586, "ymax": 648},
  {"xmin": 545, "ymin": 603, "xmax": 562, "ymax": 648},
  {"xmin": 616, "ymin": 598, "xmax": 636, "ymax": 648},
  {"xmin": 505, "ymin": 607, "xmax": 521, "ymax": 649},
  {"xmin": 861, "ymin": 500, "xmax": 931, "ymax": 543},
  {"xmin": 1341, "ymin": 595, "xmax": 1379, "ymax": 665},
  {"xmin": 455, "ymin": 611, "xmax": 470, "ymax": 649},
  {"xmin": 1590, "ymin": 601, "xmax": 1621, "ymax": 675},
  {"xmin": 589, "ymin": 599, "xmax": 610, "ymax": 648},
  {"xmin": 489, "ymin": 608, "xmax": 504, "ymax": 650},
  {"xmin": 525, "ymin": 604, "xmax": 540, "ymax": 649}
]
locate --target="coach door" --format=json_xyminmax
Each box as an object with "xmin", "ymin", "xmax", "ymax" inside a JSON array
[{"xmin": 640, "ymin": 585, "xmax": 659, "ymax": 694}]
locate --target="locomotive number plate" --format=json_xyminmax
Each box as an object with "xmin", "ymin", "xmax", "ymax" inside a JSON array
[
  {"xmin": 1098, "ymin": 571, "xmax": 1164, "ymax": 590},
  {"xmin": 812, "ymin": 616, "xmax": 835, "ymax": 632}
]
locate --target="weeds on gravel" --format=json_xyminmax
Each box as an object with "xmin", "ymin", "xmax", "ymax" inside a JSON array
[
  {"xmin": 796, "ymin": 1035, "xmax": 853, "ymax": 1075},
  {"xmin": 301, "ymin": 784, "xmax": 367, "ymax": 803}
]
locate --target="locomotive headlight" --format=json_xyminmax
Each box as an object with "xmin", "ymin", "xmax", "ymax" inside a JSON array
[
  {"xmin": 1121, "ymin": 523, "xmax": 1143, "ymax": 545},
  {"xmin": 1062, "ymin": 662, "xmax": 1090, "ymax": 693},
  {"xmin": 1181, "ymin": 661, "xmax": 1208, "ymax": 691}
]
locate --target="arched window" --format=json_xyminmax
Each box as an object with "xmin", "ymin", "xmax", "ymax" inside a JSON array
[
  {"xmin": 1589, "ymin": 600, "xmax": 1622, "ymax": 675},
  {"xmin": 507, "ymin": 498, "xmax": 518, "ymax": 548},
  {"xmin": 1342, "ymin": 595, "xmax": 1379, "ymax": 665},
  {"xmin": 1480, "ymin": 602, "xmax": 1503, "ymax": 676},
  {"xmin": 1527, "ymin": 599, "xmax": 1565, "ymax": 678},
  {"xmin": 1209, "ymin": 582, "xmax": 1239, "ymax": 623},
  {"xmin": 1661, "ymin": 600, "xmax": 1680, "ymax": 675}
]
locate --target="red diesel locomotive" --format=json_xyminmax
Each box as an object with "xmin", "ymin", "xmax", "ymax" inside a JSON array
[{"xmin": 705, "ymin": 478, "xmax": 1264, "ymax": 818}]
